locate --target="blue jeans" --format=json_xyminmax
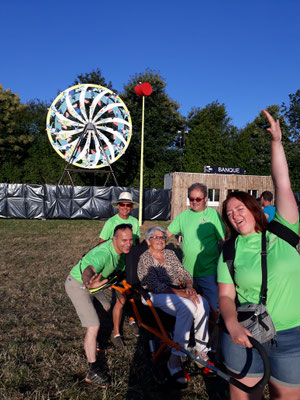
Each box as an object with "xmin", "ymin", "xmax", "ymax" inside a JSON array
[
  {"xmin": 143, "ymin": 293, "xmax": 210, "ymax": 357},
  {"xmin": 193, "ymin": 274, "xmax": 218, "ymax": 312}
]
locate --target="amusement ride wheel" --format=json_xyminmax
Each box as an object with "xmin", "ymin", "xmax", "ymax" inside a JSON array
[{"xmin": 46, "ymin": 84, "xmax": 132, "ymax": 170}]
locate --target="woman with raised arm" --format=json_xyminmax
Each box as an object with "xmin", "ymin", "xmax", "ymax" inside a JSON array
[{"xmin": 217, "ymin": 110, "xmax": 300, "ymax": 400}]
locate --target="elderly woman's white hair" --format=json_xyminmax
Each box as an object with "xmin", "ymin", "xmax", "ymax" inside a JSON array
[{"xmin": 145, "ymin": 226, "xmax": 167, "ymax": 241}]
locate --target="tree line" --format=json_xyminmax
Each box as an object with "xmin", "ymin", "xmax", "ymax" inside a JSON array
[{"xmin": 0, "ymin": 69, "xmax": 299, "ymax": 192}]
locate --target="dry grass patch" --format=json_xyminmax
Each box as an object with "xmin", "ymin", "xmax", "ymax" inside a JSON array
[{"xmin": 0, "ymin": 219, "xmax": 226, "ymax": 399}]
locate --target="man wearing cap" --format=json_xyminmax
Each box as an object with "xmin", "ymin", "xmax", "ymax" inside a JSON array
[
  {"xmin": 99, "ymin": 191, "xmax": 140, "ymax": 347},
  {"xmin": 65, "ymin": 224, "xmax": 133, "ymax": 387},
  {"xmin": 99, "ymin": 192, "xmax": 140, "ymax": 245}
]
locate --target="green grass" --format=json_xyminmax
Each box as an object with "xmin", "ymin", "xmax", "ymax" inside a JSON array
[{"xmin": 0, "ymin": 219, "xmax": 225, "ymax": 400}]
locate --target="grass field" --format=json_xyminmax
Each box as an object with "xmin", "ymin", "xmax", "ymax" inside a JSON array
[{"xmin": 0, "ymin": 219, "xmax": 232, "ymax": 400}]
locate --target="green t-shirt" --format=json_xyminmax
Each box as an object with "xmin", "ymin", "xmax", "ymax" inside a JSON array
[
  {"xmin": 168, "ymin": 207, "xmax": 225, "ymax": 277},
  {"xmin": 217, "ymin": 213, "xmax": 300, "ymax": 331},
  {"xmin": 99, "ymin": 214, "xmax": 140, "ymax": 244},
  {"xmin": 70, "ymin": 240, "xmax": 121, "ymax": 283}
]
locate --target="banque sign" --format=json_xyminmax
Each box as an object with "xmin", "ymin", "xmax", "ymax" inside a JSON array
[{"xmin": 204, "ymin": 166, "xmax": 245, "ymax": 175}]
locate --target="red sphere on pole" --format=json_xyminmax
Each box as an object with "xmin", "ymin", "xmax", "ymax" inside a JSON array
[{"xmin": 135, "ymin": 82, "xmax": 152, "ymax": 97}]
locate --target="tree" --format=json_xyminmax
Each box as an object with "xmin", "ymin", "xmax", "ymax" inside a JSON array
[
  {"xmin": 281, "ymin": 90, "xmax": 300, "ymax": 141},
  {"xmin": 72, "ymin": 68, "xmax": 114, "ymax": 91},
  {"xmin": 234, "ymin": 106, "xmax": 291, "ymax": 177},
  {"xmin": 116, "ymin": 69, "xmax": 185, "ymax": 188},
  {"xmin": 281, "ymin": 91, "xmax": 300, "ymax": 192},
  {"xmin": 0, "ymin": 85, "xmax": 33, "ymax": 165},
  {"xmin": 183, "ymin": 101, "xmax": 237, "ymax": 173}
]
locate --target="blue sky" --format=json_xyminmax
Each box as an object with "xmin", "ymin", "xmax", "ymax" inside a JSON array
[{"xmin": 1, "ymin": 0, "xmax": 299, "ymax": 128}]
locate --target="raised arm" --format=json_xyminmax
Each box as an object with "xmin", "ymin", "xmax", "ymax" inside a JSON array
[{"xmin": 262, "ymin": 110, "xmax": 298, "ymax": 224}]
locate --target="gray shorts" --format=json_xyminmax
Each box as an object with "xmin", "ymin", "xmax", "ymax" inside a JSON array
[{"xmin": 65, "ymin": 275, "xmax": 112, "ymax": 327}]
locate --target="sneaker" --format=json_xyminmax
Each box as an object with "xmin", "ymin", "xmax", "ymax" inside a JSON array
[
  {"xmin": 167, "ymin": 359, "xmax": 187, "ymax": 384},
  {"xmin": 85, "ymin": 368, "xmax": 111, "ymax": 387},
  {"xmin": 110, "ymin": 333, "xmax": 125, "ymax": 348},
  {"xmin": 129, "ymin": 320, "xmax": 140, "ymax": 337}
]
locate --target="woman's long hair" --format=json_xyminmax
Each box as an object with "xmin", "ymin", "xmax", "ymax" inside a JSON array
[{"xmin": 222, "ymin": 191, "xmax": 268, "ymax": 238}]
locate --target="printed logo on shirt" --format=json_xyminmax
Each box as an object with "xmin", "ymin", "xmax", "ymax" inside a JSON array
[{"xmin": 267, "ymin": 233, "xmax": 278, "ymax": 249}]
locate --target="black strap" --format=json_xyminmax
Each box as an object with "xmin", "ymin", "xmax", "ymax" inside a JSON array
[
  {"xmin": 223, "ymin": 231, "xmax": 268, "ymax": 305},
  {"xmin": 260, "ymin": 230, "xmax": 268, "ymax": 305},
  {"xmin": 222, "ymin": 233, "xmax": 238, "ymax": 283},
  {"xmin": 268, "ymin": 220, "xmax": 299, "ymax": 248}
]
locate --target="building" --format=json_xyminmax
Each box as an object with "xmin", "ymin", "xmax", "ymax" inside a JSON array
[{"xmin": 164, "ymin": 172, "xmax": 273, "ymax": 220}]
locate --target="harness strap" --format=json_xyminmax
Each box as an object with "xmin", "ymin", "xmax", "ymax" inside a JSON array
[
  {"xmin": 268, "ymin": 220, "xmax": 299, "ymax": 248},
  {"xmin": 260, "ymin": 231, "xmax": 268, "ymax": 306}
]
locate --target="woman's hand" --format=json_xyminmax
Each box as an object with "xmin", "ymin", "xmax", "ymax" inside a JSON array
[
  {"xmin": 262, "ymin": 109, "xmax": 298, "ymax": 224},
  {"xmin": 262, "ymin": 109, "xmax": 282, "ymax": 142},
  {"xmin": 185, "ymin": 286, "xmax": 197, "ymax": 296},
  {"xmin": 174, "ymin": 288, "xmax": 200, "ymax": 307},
  {"xmin": 186, "ymin": 292, "xmax": 200, "ymax": 308},
  {"xmin": 227, "ymin": 321, "xmax": 253, "ymax": 348}
]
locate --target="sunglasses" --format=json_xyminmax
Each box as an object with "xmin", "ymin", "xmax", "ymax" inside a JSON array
[
  {"xmin": 118, "ymin": 203, "xmax": 133, "ymax": 208},
  {"xmin": 189, "ymin": 197, "xmax": 205, "ymax": 203},
  {"xmin": 150, "ymin": 235, "xmax": 166, "ymax": 241}
]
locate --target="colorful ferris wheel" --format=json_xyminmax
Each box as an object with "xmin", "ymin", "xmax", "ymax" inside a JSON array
[{"xmin": 46, "ymin": 84, "xmax": 132, "ymax": 170}]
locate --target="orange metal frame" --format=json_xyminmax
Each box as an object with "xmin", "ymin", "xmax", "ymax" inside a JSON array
[{"xmin": 112, "ymin": 280, "xmax": 183, "ymax": 360}]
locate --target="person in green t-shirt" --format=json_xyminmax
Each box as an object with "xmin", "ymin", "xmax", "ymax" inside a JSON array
[
  {"xmin": 217, "ymin": 110, "xmax": 300, "ymax": 399},
  {"xmin": 65, "ymin": 224, "xmax": 133, "ymax": 387},
  {"xmin": 99, "ymin": 192, "xmax": 140, "ymax": 245},
  {"xmin": 99, "ymin": 191, "xmax": 140, "ymax": 346},
  {"xmin": 167, "ymin": 183, "xmax": 225, "ymax": 312}
]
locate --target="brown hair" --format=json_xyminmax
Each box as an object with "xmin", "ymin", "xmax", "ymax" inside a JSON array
[
  {"xmin": 261, "ymin": 190, "xmax": 273, "ymax": 202},
  {"xmin": 222, "ymin": 191, "xmax": 268, "ymax": 238},
  {"xmin": 188, "ymin": 183, "xmax": 207, "ymax": 198}
]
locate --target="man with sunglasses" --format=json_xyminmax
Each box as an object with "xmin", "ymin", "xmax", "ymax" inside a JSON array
[
  {"xmin": 167, "ymin": 183, "xmax": 225, "ymax": 312},
  {"xmin": 99, "ymin": 192, "xmax": 140, "ymax": 347},
  {"xmin": 99, "ymin": 192, "xmax": 140, "ymax": 245}
]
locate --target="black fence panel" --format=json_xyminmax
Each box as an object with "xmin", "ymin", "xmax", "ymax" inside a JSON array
[
  {"xmin": 0, "ymin": 183, "xmax": 171, "ymax": 221},
  {"xmin": 26, "ymin": 184, "xmax": 45, "ymax": 219}
]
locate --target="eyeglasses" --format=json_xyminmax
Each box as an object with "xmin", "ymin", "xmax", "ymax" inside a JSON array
[
  {"xmin": 118, "ymin": 203, "xmax": 133, "ymax": 208},
  {"xmin": 150, "ymin": 235, "xmax": 166, "ymax": 241},
  {"xmin": 189, "ymin": 197, "xmax": 205, "ymax": 203}
]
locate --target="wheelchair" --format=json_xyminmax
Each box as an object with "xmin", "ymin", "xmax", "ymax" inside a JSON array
[{"xmin": 111, "ymin": 241, "xmax": 270, "ymax": 395}]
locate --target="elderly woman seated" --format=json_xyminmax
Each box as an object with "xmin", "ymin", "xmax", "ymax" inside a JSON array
[{"xmin": 137, "ymin": 226, "xmax": 210, "ymax": 383}]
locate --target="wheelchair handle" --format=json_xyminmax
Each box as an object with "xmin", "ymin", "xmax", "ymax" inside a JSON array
[
  {"xmin": 228, "ymin": 336, "xmax": 270, "ymax": 393},
  {"xmin": 184, "ymin": 336, "xmax": 270, "ymax": 395}
]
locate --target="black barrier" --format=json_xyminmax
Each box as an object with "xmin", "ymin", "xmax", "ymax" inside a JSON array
[{"xmin": 0, "ymin": 183, "xmax": 171, "ymax": 221}]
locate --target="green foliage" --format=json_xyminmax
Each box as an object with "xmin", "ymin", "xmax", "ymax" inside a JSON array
[
  {"xmin": 118, "ymin": 69, "xmax": 185, "ymax": 188},
  {"xmin": 0, "ymin": 85, "xmax": 33, "ymax": 163},
  {"xmin": 72, "ymin": 68, "xmax": 114, "ymax": 91},
  {"xmin": 281, "ymin": 89, "xmax": 300, "ymax": 141},
  {"xmin": 183, "ymin": 101, "xmax": 237, "ymax": 172},
  {"xmin": 0, "ymin": 160, "xmax": 22, "ymax": 183},
  {"xmin": 281, "ymin": 90, "xmax": 300, "ymax": 191},
  {"xmin": 233, "ymin": 106, "xmax": 282, "ymax": 175},
  {"xmin": 0, "ymin": 72, "xmax": 299, "ymax": 193}
]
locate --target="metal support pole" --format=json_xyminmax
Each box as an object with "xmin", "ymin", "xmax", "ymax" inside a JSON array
[{"xmin": 138, "ymin": 96, "xmax": 145, "ymax": 226}]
